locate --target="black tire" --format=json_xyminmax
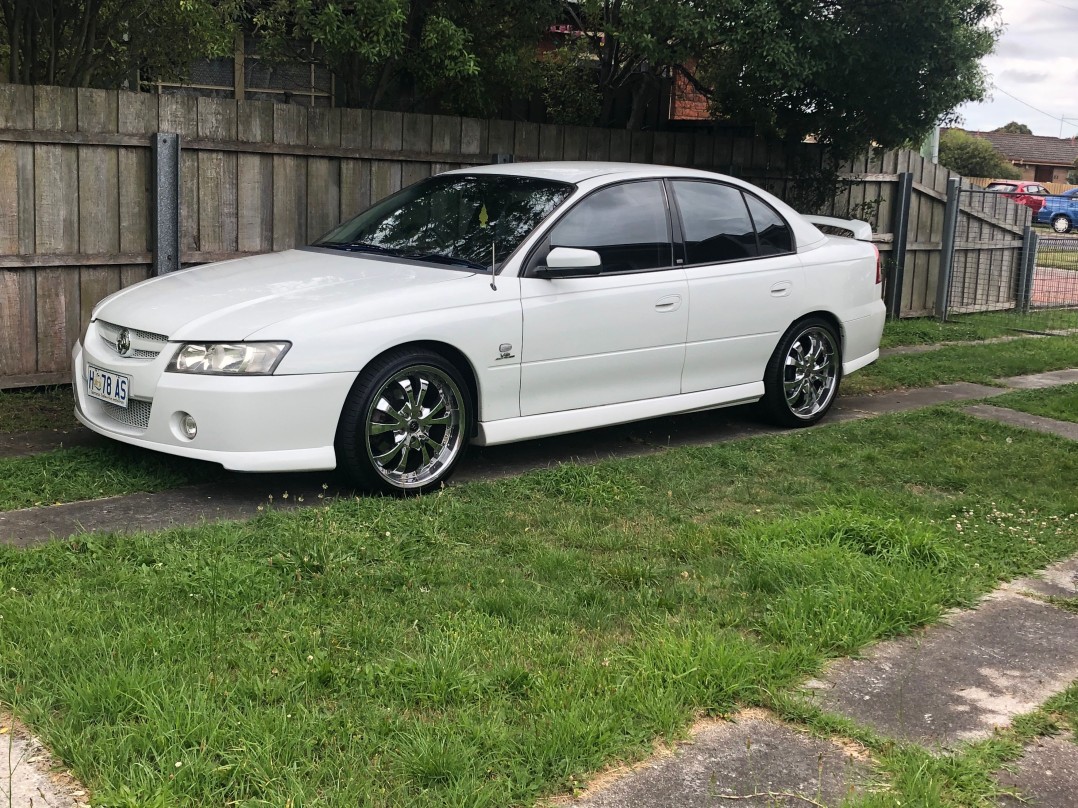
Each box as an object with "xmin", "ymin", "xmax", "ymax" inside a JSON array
[
  {"xmin": 1052, "ymin": 214, "xmax": 1073, "ymax": 234},
  {"xmin": 335, "ymin": 348, "xmax": 472, "ymax": 495},
  {"xmin": 761, "ymin": 317, "xmax": 842, "ymax": 428}
]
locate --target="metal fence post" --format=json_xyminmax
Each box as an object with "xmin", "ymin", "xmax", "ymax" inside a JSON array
[
  {"xmin": 935, "ymin": 177, "xmax": 962, "ymax": 322},
  {"xmin": 152, "ymin": 133, "xmax": 181, "ymax": 276},
  {"xmin": 1016, "ymin": 228, "xmax": 1039, "ymax": 314},
  {"xmin": 887, "ymin": 171, "xmax": 913, "ymax": 319}
]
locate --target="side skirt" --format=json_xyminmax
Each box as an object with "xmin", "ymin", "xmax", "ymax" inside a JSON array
[{"xmin": 475, "ymin": 382, "xmax": 765, "ymax": 447}]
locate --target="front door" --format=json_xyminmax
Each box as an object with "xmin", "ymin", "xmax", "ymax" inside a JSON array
[{"xmin": 519, "ymin": 180, "xmax": 688, "ymax": 416}]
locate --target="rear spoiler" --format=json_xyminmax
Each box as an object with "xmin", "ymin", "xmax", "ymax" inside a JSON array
[{"xmin": 802, "ymin": 215, "xmax": 873, "ymax": 242}]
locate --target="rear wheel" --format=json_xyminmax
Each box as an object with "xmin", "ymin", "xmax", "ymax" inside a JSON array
[
  {"xmin": 335, "ymin": 349, "xmax": 471, "ymax": 495},
  {"xmin": 762, "ymin": 318, "xmax": 841, "ymax": 427},
  {"xmin": 1052, "ymin": 214, "xmax": 1073, "ymax": 234}
]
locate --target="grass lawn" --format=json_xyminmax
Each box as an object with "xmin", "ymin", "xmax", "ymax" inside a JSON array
[
  {"xmin": 0, "ymin": 386, "xmax": 79, "ymax": 433},
  {"xmin": 880, "ymin": 311, "xmax": 1078, "ymax": 348},
  {"xmin": 2, "ymin": 407, "xmax": 1077, "ymax": 807},
  {"xmin": 843, "ymin": 334, "xmax": 1078, "ymax": 395},
  {"xmin": 0, "ymin": 445, "xmax": 222, "ymax": 511},
  {"xmin": 987, "ymin": 384, "xmax": 1078, "ymax": 425}
]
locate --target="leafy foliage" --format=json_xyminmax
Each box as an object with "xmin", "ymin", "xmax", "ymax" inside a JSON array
[
  {"xmin": 0, "ymin": 0, "xmax": 239, "ymax": 86},
  {"xmin": 938, "ymin": 128, "xmax": 1021, "ymax": 179},
  {"xmin": 1069, "ymin": 157, "xmax": 1078, "ymax": 185},
  {"xmin": 993, "ymin": 121, "xmax": 1033, "ymax": 135},
  {"xmin": 253, "ymin": 0, "xmax": 556, "ymax": 115}
]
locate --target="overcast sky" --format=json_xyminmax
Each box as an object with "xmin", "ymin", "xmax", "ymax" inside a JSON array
[{"xmin": 954, "ymin": 0, "xmax": 1078, "ymax": 138}]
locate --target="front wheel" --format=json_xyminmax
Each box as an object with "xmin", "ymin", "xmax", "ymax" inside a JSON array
[
  {"xmin": 335, "ymin": 349, "xmax": 472, "ymax": 495},
  {"xmin": 1052, "ymin": 214, "xmax": 1073, "ymax": 234},
  {"xmin": 762, "ymin": 318, "xmax": 841, "ymax": 428}
]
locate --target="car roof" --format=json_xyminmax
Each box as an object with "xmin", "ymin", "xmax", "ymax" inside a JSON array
[{"xmin": 444, "ymin": 161, "xmax": 737, "ymax": 185}]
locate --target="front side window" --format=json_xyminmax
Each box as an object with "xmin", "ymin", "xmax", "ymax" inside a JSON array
[
  {"xmin": 317, "ymin": 175, "xmax": 573, "ymax": 270},
  {"xmin": 549, "ymin": 181, "xmax": 672, "ymax": 272}
]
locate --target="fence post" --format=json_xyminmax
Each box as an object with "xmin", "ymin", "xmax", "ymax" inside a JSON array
[
  {"xmin": 1016, "ymin": 227, "xmax": 1039, "ymax": 314},
  {"xmin": 935, "ymin": 176, "xmax": 962, "ymax": 322},
  {"xmin": 887, "ymin": 171, "xmax": 913, "ymax": 319},
  {"xmin": 152, "ymin": 133, "xmax": 181, "ymax": 276}
]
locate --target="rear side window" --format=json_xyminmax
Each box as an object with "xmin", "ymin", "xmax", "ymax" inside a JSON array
[
  {"xmin": 671, "ymin": 181, "xmax": 756, "ymax": 264},
  {"xmin": 745, "ymin": 193, "xmax": 793, "ymax": 255},
  {"xmin": 549, "ymin": 181, "xmax": 672, "ymax": 272},
  {"xmin": 671, "ymin": 181, "xmax": 793, "ymax": 264}
]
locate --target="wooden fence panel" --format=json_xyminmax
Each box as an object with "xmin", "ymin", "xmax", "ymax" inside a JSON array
[{"xmin": 0, "ymin": 84, "xmax": 1040, "ymax": 386}]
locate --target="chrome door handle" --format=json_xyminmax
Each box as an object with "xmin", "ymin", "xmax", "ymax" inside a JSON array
[{"xmin": 655, "ymin": 294, "xmax": 682, "ymax": 312}]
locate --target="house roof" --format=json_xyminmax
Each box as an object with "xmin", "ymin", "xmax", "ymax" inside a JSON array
[{"xmin": 967, "ymin": 130, "xmax": 1078, "ymax": 168}]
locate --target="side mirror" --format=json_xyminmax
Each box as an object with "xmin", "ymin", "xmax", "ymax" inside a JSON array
[{"xmin": 535, "ymin": 247, "xmax": 602, "ymax": 278}]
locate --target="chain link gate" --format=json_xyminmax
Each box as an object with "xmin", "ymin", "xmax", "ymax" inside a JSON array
[{"xmin": 937, "ymin": 178, "xmax": 1078, "ymax": 333}]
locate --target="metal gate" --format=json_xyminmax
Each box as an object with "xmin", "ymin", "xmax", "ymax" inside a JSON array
[{"xmin": 938, "ymin": 179, "xmax": 1078, "ymax": 333}]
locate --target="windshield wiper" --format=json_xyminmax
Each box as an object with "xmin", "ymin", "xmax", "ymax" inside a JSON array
[
  {"xmin": 400, "ymin": 252, "xmax": 488, "ymax": 272},
  {"xmin": 317, "ymin": 241, "xmax": 401, "ymax": 256}
]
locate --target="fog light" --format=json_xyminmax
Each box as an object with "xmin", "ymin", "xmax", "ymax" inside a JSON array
[{"xmin": 180, "ymin": 413, "xmax": 197, "ymax": 439}]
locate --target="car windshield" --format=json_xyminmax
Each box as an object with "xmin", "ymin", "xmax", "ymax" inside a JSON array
[
  {"xmin": 316, "ymin": 174, "xmax": 574, "ymax": 270},
  {"xmin": 985, "ymin": 183, "xmax": 1019, "ymax": 192}
]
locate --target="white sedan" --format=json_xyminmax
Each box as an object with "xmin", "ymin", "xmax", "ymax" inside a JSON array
[{"xmin": 73, "ymin": 162, "xmax": 885, "ymax": 494}]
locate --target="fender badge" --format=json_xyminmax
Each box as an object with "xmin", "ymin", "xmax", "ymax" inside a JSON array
[{"xmin": 496, "ymin": 343, "xmax": 515, "ymax": 360}]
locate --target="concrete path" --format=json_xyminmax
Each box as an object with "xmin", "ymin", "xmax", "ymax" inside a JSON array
[
  {"xmin": 804, "ymin": 591, "xmax": 1078, "ymax": 747},
  {"xmin": 0, "ymin": 714, "xmax": 87, "ymax": 807},
  {"xmin": 566, "ymin": 713, "xmax": 872, "ymax": 807},
  {"xmin": 996, "ymin": 737, "xmax": 1078, "ymax": 808},
  {"xmin": 964, "ymin": 405, "xmax": 1078, "ymax": 441}
]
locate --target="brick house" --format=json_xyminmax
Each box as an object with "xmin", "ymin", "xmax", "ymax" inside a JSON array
[{"xmin": 968, "ymin": 130, "xmax": 1078, "ymax": 184}]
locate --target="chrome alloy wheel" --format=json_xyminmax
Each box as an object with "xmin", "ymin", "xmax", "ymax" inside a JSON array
[
  {"xmin": 1052, "ymin": 215, "xmax": 1072, "ymax": 234},
  {"xmin": 364, "ymin": 365, "xmax": 465, "ymax": 490},
  {"xmin": 782, "ymin": 326, "xmax": 839, "ymax": 420}
]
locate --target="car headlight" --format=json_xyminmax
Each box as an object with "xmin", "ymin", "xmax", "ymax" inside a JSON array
[{"xmin": 166, "ymin": 342, "xmax": 291, "ymax": 375}]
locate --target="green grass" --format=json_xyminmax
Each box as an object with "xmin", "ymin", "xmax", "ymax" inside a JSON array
[
  {"xmin": 987, "ymin": 384, "xmax": 1078, "ymax": 424},
  {"xmin": 0, "ymin": 446, "xmax": 222, "ymax": 511},
  {"xmin": 881, "ymin": 311, "xmax": 1078, "ymax": 348},
  {"xmin": 0, "ymin": 386, "xmax": 78, "ymax": 433},
  {"xmin": 844, "ymin": 334, "xmax": 1078, "ymax": 395},
  {"xmin": 2, "ymin": 408, "xmax": 1077, "ymax": 807}
]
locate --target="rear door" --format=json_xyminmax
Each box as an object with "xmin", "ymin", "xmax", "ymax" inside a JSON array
[{"xmin": 669, "ymin": 180, "xmax": 803, "ymax": 393}]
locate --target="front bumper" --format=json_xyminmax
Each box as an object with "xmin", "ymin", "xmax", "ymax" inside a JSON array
[{"xmin": 72, "ymin": 325, "xmax": 356, "ymax": 472}]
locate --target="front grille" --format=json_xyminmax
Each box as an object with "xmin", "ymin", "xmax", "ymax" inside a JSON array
[
  {"xmin": 97, "ymin": 321, "xmax": 169, "ymax": 359},
  {"xmin": 101, "ymin": 398, "xmax": 152, "ymax": 431}
]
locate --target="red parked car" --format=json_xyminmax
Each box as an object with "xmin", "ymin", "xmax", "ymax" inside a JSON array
[{"xmin": 984, "ymin": 180, "xmax": 1050, "ymax": 214}]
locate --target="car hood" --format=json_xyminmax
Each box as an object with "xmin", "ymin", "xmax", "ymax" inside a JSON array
[{"xmin": 92, "ymin": 248, "xmax": 473, "ymax": 341}]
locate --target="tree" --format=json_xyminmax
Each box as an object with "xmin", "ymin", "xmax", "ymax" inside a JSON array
[
  {"xmin": 253, "ymin": 0, "xmax": 557, "ymax": 115},
  {"xmin": 1068, "ymin": 157, "xmax": 1078, "ymax": 186},
  {"xmin": 554, "ymin": 0, "xmax": 999, "ymax": 155},
  {"xmin": 938, "ymin": 129, "xmax": 1020, "ymax": 179},
  {"xmin": 0, "ymin": 0, "xmax": 238, "ymax": 87},
  {"xmin": 993, "ymin": 121, "xmax": 1032, "ymax": 135}
]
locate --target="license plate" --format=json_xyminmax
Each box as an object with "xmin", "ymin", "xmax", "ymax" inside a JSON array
[{"xmin": 87, "ymin": 365, "xmax": 131, "ymax": 408}]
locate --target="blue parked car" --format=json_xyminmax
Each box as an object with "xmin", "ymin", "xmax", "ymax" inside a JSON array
[{"xmin": 1036, "ymin": 188, "xmax": 1078, "ymax": 234}]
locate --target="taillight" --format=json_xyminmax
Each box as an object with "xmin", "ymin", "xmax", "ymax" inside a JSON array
[{"xmin": 873, "ymin": 244, "xmax": 882, "ymax": 285}]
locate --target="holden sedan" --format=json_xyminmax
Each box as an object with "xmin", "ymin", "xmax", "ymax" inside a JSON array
[{"xmin": 73, "ymin": 162, "xmax": 885, "ymax": 494}]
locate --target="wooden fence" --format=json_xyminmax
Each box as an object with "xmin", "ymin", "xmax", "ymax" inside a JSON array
[{"xmin": 0, "ymin": 84, "xmax": 1033, "ymax": 388}]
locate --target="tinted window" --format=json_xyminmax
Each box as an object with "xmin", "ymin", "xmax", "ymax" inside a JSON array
[
  {"xmin": 549, "ymin": 181, "xmax": 671, "ymax": 272},
  {"xmin": 672, "ymin": 181, "xmax": 756, "ymax": 264},
  {"xmin": 745, "ymin": 193, "xmax": 793, "ymax": 255}
]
